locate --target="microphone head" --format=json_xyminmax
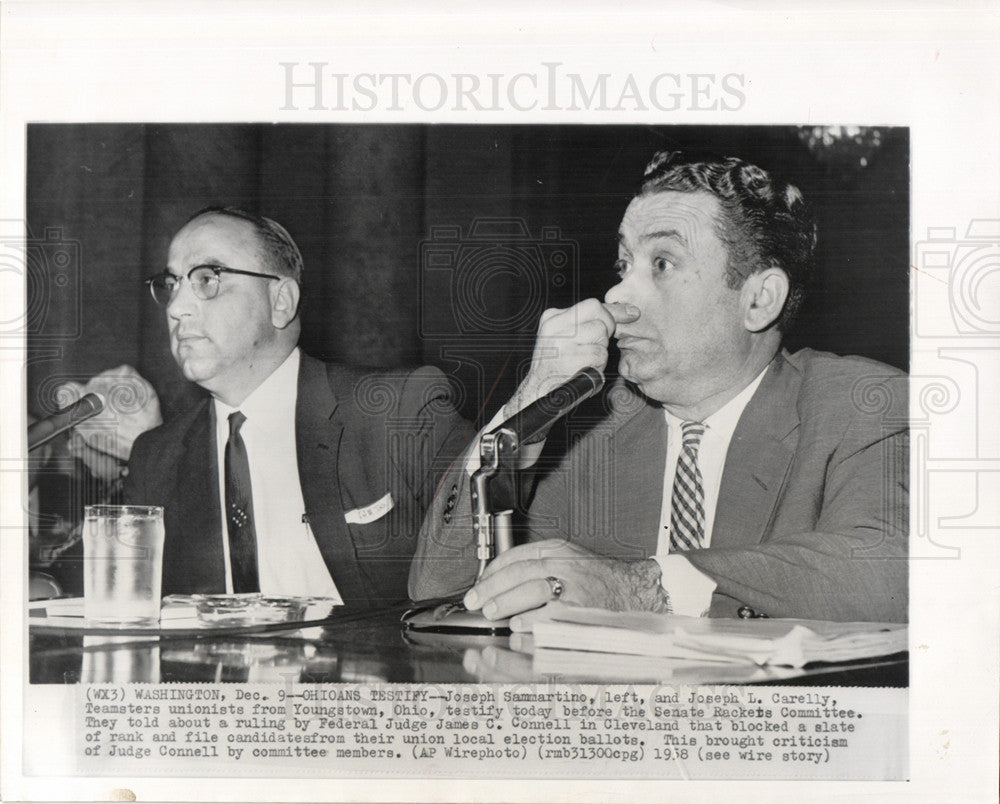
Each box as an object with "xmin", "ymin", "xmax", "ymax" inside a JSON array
[
  {"xmin": 27, "ymin": 391, "xmax": 109, "ymax": 452},
  {"xmin": 80, "ymin": 391, "xmax": 106, "ymax": 416},
  {"xmin": 577, "ymin": 366, "xmax": 605, "ymax": 393}
]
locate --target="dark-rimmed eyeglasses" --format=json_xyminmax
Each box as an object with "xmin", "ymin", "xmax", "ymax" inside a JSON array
[{"xmin": 145, "ymin": 264, "xmax": 283, "ymax": 306}]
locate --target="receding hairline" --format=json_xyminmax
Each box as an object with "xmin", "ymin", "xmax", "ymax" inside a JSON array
[
  {"xmin": 617, "ymin": 188, "xmax": 724, "ymax": 250},
  {"xmin": 176, "ymin": 209, "xmax": 259, "ymax": 237},
  {"xmin": 176, "ymin": 208, "xmax": 302, "ymax": 280}
]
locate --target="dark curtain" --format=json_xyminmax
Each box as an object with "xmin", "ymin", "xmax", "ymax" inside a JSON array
[{"xmin": 26, "ymin": 124, "xmax": 909, "ymax": 425}]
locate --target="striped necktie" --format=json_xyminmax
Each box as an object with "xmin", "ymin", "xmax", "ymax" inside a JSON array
[{"xmin": 668, "ymin": 421, "xmax": 706, "ymax": 552}]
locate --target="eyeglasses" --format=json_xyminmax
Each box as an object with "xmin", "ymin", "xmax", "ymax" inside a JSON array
[{"xmin": 145, "ymin": 264, "xmax": 283, "ymax": 306}]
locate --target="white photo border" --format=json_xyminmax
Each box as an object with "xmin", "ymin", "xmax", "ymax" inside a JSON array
[{"xmin": 2, "ymin": 3, "xmax": 998, "ymax": 802}]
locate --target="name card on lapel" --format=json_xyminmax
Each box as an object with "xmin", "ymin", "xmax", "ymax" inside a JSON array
[{"xmin": 344, "ymin": 492, "xmax": 394, "ymax": 524}]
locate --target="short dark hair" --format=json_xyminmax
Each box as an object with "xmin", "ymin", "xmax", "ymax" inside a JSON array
[
  {"xmin": 186, "ymin": 206, "xmax": 304, "ymax": 281},
  {"xmin": 639, "ymin": 151, "xmax": 817, "ymax": 331}
]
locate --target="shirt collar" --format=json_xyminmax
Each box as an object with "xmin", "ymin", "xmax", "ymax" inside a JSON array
[
  {"xmin": 662, "ymin": 364, "xmax": 769, "ymax": 440},
  {"xmin": 214, "ymin": 348, "xmax": 300, "ymax": 428}
]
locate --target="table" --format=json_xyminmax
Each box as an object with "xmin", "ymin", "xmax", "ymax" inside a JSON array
[{"xmin": 29, "ymin": 602, "xmax": 908, "ymax": 686}]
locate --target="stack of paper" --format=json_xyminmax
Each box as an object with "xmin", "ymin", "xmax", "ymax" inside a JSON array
[
  {"xmin": 530, "ymin": 603, "xmax": 907, "ymax": 668},
  {"xmin": 530, "ymin": 646, "xmax": 804, "ymax": 684}
]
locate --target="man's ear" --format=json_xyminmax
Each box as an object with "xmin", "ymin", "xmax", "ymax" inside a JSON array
[
  {"xmin": 741, "ymin": 266, "xmax": 789, "ymax": 332},
  {"xmin": 270, "ymin": 278, "xmax": 300, "ymax": 329}
]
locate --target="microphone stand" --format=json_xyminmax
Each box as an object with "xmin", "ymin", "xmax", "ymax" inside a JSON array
[
  {"xmin": 471, "ymin": 366, "xmax": 604, "ymax": 582},
  {"xmin": 471, "ymin": 428, "xmax": 515, "ymax": 579}
]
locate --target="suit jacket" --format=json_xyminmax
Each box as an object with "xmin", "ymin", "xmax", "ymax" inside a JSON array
[
  {"xmin": 125, "ymin": 353, "xmax": 474, "ymax": 607},
  {"xmin": 410, "ymin": 349, "xmax": 908, "ymax": 622}
]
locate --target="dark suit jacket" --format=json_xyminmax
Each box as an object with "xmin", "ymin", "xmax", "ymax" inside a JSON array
[
  {"xmin": 125, "ymin": 353, "xmax": 474, "ymax": 607},
  {"xmin": 410, "ymin": 349, "xmax": 908, "ymax": 622}
]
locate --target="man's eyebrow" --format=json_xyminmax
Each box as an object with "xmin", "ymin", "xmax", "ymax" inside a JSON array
[
  {"xmin": 163, "ymin": 259, "xmax": 225, "ymax": 277},
  {"xmin": 616, "ymin": 228, "xmax": 689, "ymax": 249},
  {"xmin": 639, "ymin": 228, "xmax": 688, "ymax": 246}
]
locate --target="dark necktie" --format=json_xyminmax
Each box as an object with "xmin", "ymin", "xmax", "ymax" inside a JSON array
[
  {"xmin": 225, "ymin": 411, "xmax": 259, "ymax": 593},
  {"xmin": 668, "ymin": 421, "xmax": 706, "ymax": 552}
]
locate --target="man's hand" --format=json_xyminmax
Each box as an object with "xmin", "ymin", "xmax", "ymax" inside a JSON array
[
  {"xmin": 506, "ymin": 300, "xmax": 639, "ymax": 416},
  {"xmin": 463, "ymin": 539, "xmax": 670, "ymax": 631},
  {"xmin": 57, "ymin": 365, "xmax": 162, "ymax": 469}
]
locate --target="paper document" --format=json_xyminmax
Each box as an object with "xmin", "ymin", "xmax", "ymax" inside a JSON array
[{"xmin": 530, "ymin": 603, "xmax": 907, "ymax": 668}]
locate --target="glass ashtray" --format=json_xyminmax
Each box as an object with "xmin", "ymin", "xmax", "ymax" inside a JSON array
[{"xmin": 192, "ymin": 594, "xmax": 308, "ymax": 626}]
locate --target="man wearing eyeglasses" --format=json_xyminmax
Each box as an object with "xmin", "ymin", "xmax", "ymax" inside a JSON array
[{"xmin": 125, "ymin": 207, "xmax": 473, "ymax": 607}]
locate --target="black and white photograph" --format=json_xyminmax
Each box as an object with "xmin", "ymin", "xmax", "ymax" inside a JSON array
[
  {"xmin": 2, "ymin": 4, "xmax": 998, "ymax": 803},
  {"xmin": 24, "ymin": 122, "xmax": 911, "ymax": 675}
]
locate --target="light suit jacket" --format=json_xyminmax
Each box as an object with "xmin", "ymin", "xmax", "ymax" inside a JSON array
[
  {"xmin": 126, "ymin": 353, "xmax": 474, "ymax": 607},
  {"xmin": 409, "ymin": 349, "xmax": 908, "ymax": 622}
]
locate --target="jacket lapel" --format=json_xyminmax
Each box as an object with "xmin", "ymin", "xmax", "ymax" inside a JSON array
[
  {"xmin": 163, "ymin": 401, "xmax": 226, "ymax": 593},
  {"xmin": 610, "ymin": 389, "xmax": 667, "ymax": 557},
  {"xmin": 711, "ymin": 352, "xmax": 800, "ymax": 550},
  {"xmin": 295, "ymin": 355, "xmax": 370, "ymax": 607}
]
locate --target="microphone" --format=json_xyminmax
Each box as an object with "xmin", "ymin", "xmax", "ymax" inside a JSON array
[
  {"xmin": 471, "ymin": 366, "xmax": 605, "ymax": 562},
  {"xmin": 28, "ymin": 392, "xmax": 105, "ymax": 452},
  {"xmin": 490, "ymin": 366, "xmax": 605, "ymax": 447},
  {"xmin": 402, "ymin": 368, "xmax": 607, "ymax": 635}
]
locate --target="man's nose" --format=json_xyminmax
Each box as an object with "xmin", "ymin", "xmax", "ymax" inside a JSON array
[
  {"xmin": 604, "ymin": 277, "xmax": 628, "ymax": 306},
  {"xmin": 166, "ymin": 277, "xmax": 197, "ymax": 319}
]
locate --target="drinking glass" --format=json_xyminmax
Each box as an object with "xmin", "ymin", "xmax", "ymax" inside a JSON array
[{"xmin": 83, "ymin": 504, "xmax": 164, "ymax": 626}]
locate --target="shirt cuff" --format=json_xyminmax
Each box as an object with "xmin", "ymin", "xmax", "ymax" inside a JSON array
[{"xmin": 652, "ymin": 553, "xmax": 717, "ymax": 617}]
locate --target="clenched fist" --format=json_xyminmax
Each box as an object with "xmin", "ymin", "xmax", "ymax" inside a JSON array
[{"xmin": 507, "ymin": 299, "xmax": 639, "ymax": 415}]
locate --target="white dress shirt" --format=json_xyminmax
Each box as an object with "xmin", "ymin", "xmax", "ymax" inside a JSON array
[
  {"xmin": 213, "ymin": 348, "xmax": 342, "ymax": 601},
  {"xmin": 653, "ymin": 368, "xmax": 768, "ymax": 616}
]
